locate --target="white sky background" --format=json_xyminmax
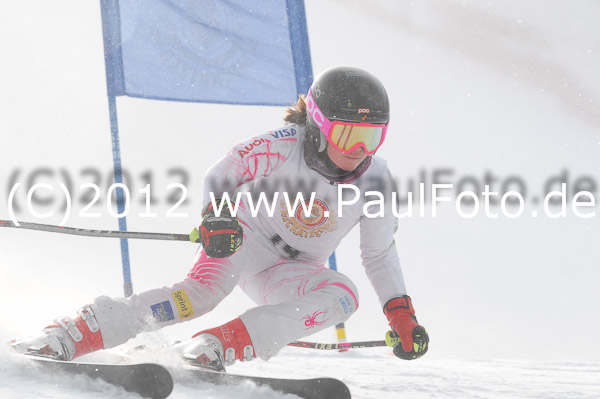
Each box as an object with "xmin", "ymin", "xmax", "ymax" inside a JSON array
[{"xmin": 0, "ymin": 0, "xmax": 599, "ymax": 363}]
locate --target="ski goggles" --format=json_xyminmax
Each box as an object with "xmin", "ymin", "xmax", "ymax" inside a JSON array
[{"xmin": 306, "ymin": 89, "xmax": 388, "ymax": 155}]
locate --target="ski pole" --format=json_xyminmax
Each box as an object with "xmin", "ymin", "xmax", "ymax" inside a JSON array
[
  {"xmin": 0, "ymin": 219, "xmax": 192, "ymax": 242},
  {"xmin": 328, "ymin": 251, "xmax": 349, "ymax": 352},
  {"xmin": 288, "ymin": 331, "xmax": 400, "ymax": 350},
  {"xmin": 288, "ymin": 340, "xmax": 387, "ymax": 350}
]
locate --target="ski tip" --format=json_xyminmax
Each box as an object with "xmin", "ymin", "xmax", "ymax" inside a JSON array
[
  {"xmin": 23, "ymin": 357, "xmax": 174, "ymax": 399},
  {"xmin": 130, "ymin": 363, "xmax": 174, "ymax": 399},
  {"xmin": 314, "ymin": 377, "xmax": 352, "ymax": 399}
]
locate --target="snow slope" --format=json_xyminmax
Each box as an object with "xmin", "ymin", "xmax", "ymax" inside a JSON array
[
  {"xmin": 2, "ymin": 346, "xmax": 600, "ymax": 399},
  {"xmin": 1, "ymin": 0, "xmax": 599, "ymax": 398}
]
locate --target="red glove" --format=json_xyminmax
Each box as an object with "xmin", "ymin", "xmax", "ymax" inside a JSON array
[{"xmin": 383, "ymin": 296, "xmax": 429, "ymax": 360}]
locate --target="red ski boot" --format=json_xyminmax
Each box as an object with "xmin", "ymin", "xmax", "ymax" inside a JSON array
[{"xmin": 184, "ymin": 317, "xmax": 255, "ymax": 371}]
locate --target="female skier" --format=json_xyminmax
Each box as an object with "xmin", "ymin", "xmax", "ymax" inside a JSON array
[{"xmin": 11, "ymin": 66, "xmax": 429, "ymax": 369}]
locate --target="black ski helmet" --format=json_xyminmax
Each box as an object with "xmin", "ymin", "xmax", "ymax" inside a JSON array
[{"xmin": 304, "ymin": 66, "xmax": 390, "ymax": 182}]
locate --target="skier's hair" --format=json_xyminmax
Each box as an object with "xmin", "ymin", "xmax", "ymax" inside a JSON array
[{"xmin": 283, "ymin": 95, "xmax": 307, "ymax": 125}]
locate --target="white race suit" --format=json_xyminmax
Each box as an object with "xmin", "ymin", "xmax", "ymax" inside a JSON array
[{"xmin": 90, "ymin": 124, "xmax": 408, "ymax": 360}]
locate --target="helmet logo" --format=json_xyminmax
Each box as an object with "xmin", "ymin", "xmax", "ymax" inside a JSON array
[
  {"xmin": 306, "ymin": 91, "xmax": 326, "ymax": 128},
  {"xmin": 358, "ymin": 108, "xmax": 370, "ymax": 113},
  {"xmin": 312, "ymin": 85, "xmax": 322, "ymax": 98}
]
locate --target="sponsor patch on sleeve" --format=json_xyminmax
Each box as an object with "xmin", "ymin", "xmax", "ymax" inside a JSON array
[
  {"xmin": 150, "ymin": 300, "xmax": 175, "ymax": 322},
  {"xmin": 171, "ymin": 289, "xmax": 194, "ymax": 320}
]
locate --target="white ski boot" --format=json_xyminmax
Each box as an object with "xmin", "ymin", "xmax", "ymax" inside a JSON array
[
  {"xmin": 9, "ymin": 306, "xmax": 104, "ymax": 360},
  {"xmin": 182, "ymin": 333, "xmax": 228, "ymax": 372},
  {"xmin": 10, "ymin": 325, "xmax": 76, "ymax": 360}
]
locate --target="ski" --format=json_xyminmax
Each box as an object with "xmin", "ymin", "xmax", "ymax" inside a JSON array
[
  {"xmin": 181, "ymin": 365, "xmax": 351, "ymax": 399},
  {"xmin": 19, "ymin": 351, "xmax": 351, "ymax": 398},
  {"xmin": 24, "ymin": 356, "xmax": 174, "ymax": 399}
]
